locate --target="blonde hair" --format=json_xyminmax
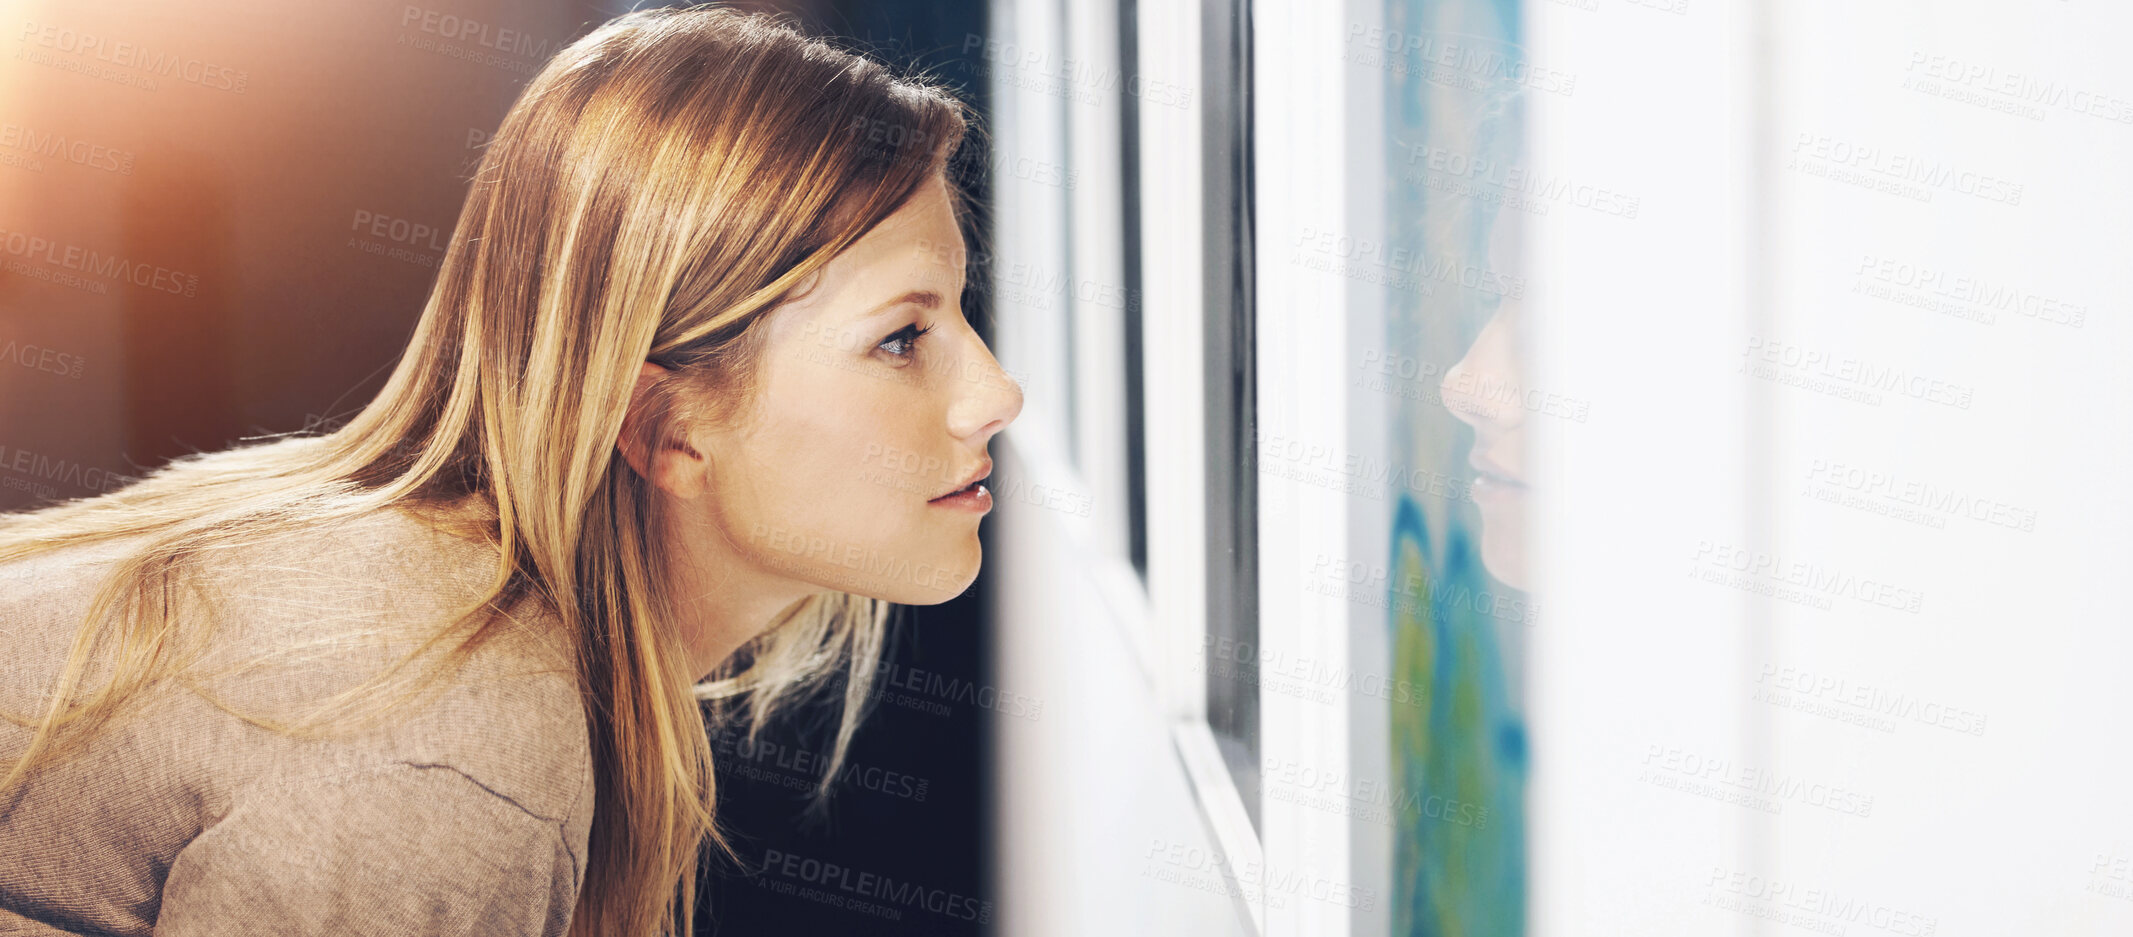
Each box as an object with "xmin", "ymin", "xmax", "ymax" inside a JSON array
[{"xmin": 0, "ymin": 7, "xmax": 970, "ymax": 935}]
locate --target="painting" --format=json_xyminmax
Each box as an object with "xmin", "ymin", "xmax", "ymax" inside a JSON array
[{"xmin": 1380, "ymin": 0, "xmax": 1531, "ymax": 934}]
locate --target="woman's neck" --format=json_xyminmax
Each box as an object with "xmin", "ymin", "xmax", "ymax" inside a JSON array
[
  {"xmin": 412, "ymin": 488, "xmax": 820, "ymax": 683},
  {"xmin": 655, "ymin": 502, "xmax": 828, "ymax": 682}
]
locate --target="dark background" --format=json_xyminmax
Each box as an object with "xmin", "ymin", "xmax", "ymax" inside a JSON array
[
  {"xmin": 688, "ymin": 11, "xmax": 997, "ymax": 936},
  {"xmin": 0, "ymin": 1, "xmax": 994, "ymax": 934}
]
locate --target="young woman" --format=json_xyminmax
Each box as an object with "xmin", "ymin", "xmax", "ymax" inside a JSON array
[{"xmin": 0, "ymin": 7, "xmax": 1020, "ymax": 936}]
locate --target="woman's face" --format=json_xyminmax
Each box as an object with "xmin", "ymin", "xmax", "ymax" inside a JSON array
[
  {"xmin": 1441, "ymin": 215, "xmax": 1529, "ymax": 591},
  {"xmin": 1443, "ymin": 300, "xmax": 1527, "ymax": 590},
  {"xmin": 674, "ymin": 174, "xmax": 1024, "ymax": 605}
]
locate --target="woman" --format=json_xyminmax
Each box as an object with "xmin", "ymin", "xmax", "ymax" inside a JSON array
[
  {"xmin": 1441, "ymin": 208, "xmax": 1529, "ymax": 591},
  {"xmin": 0, "ymin": 7, "xmax": 1021, "ymax": 936}
]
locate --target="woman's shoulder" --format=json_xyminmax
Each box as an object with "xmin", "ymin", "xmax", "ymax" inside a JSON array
[
  {"xmin": 0, "ymin": 501, "xmax": 596, "ymax": 839},
  {"xmin": 0, "ymin": 530, "xmax": 164, "ymax": 713},
  {"xmin": 363, "ymin": 596, "xmax": 596, "ymax": 834},
  {"xmin": 0, "ymin": 501, "xmax": 595, "ymax": 923},
  {"xmin": 189, "ymin": 503, "xmax": 597, "ymax": 830},
  {"xmin": 187, "ymin": 500, "xmax": 506, "ymax": 635}
]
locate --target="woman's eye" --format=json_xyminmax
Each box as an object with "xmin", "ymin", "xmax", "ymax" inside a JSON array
[{"xmin": 877, "ymin": 322, "xmax": 933, "ymax": 360}]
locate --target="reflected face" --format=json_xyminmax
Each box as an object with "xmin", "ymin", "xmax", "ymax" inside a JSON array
[
  {"xmin": 1441, "ymin": 224, "xmax": 1529, "ymax": 590},
  {"xmin": 686, "ymin": 175, "xmax": 1025, "ymax": 604}
]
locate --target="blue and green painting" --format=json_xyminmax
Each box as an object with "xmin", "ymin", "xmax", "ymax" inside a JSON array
[{"xmin": 1383, "ymin": 0, "xmax": 1528, "ymax": 934}]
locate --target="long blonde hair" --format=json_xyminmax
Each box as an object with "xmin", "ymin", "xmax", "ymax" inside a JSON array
[{"xmin": 0, "ymin": 7, "xmax": 970, "ymax": 935}]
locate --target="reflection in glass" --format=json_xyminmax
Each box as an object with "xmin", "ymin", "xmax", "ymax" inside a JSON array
[{"xmin": 1383, "ymin": 1, "xmax": 1530, "ymax": 934}]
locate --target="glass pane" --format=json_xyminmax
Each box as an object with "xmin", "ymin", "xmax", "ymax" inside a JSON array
[
  {"xmin": 1378, "ymin": 0, "xmax": 1531, "ymax": 933},
  {"xmin": 1120, "ymin": 0, "xmax": 1149, "ymax": 579},
  {"xmin": 1201, "ymin": 0, "xmax": 1260, "ymax": 833}
]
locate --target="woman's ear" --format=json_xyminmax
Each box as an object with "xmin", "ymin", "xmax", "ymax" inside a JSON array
[{"xmin": 618, "ymin": 360, "xmax": 710, "ymax": 499}]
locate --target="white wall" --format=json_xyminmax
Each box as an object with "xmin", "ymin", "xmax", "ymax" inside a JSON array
[{"xmin": 1526, "ymin": 1, "xmax": 2133, "ymax": 934}]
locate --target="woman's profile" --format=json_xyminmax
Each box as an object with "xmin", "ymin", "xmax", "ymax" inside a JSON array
[{"xmin": 0, "ymin": 7, "xmax": 1021, "ymax": 936}]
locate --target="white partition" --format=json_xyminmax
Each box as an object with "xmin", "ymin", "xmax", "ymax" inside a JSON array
[{"xmin": 1525, "ymin": 1, "xmax": 2133, "ymax": 935}]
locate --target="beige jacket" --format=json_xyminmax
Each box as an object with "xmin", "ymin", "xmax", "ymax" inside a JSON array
[{"xmin": 0, "ymin": 506, "xmax": 594, "ymax": 936}]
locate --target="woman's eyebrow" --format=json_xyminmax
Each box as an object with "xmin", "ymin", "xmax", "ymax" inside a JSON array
[{"xmin": 855, "ymin": 289, "xmax": 942, "ymax": 321}]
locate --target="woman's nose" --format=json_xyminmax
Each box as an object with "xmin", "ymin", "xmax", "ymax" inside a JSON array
[
  {"xmin": 1440, "ymin": 312, "xmax": 1523, "ymax": 433},
  {"xmin": 949, "ymin": 335, "xmax": 1024, "ymax": 441}
]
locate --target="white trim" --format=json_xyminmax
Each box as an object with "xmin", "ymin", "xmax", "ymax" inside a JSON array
[
  {"xmin": 1135, "ymin": 0, "xmax": 1210, "ymax": 725},
  {"xmin": 1251, "ymin": 1, "xmax": 1363, "ymax": 935},
  {"xmin": 1136, "ymin": 2, "xmax": 1271, "ymax": 930},
  {"xmin": 1337, "ymin": 0, "xmax": 1393, "ymax": 930},
  {"xmin": 1177, "ymin": 721, "xmax": 1270, "ymax": 936},
  {"xmin": 1064, "ymin": 0, "xmax": 1133, "ymax": 566},
  {"xmin": 998, "ymin": 419, "xmax": 1157, "ymax": 693},
  {"xmin": 989, "ymin": 0, "xmax": 1075, "ymax": 456}
]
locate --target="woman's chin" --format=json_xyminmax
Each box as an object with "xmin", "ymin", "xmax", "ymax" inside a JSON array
[
  {"xmin": 910, "ymin": 556, "xmax": 979, "ymax": 605},
  {"xmin": 1476, "ymin": 516, "xmax": 1528, "ymax": 592},
  {"xmin": 846, "ymin": 548, "xmax": 980, "ymax": 606}
]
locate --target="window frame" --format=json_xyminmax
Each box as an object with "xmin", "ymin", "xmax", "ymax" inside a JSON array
[{"xmin": 992, "ymin": 0, "xmax": 1378, "ymax": 933}]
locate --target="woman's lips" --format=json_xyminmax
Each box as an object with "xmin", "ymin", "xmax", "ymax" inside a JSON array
[
  {"xmin": 929, "ymin": 457, "xmax": 994, "ymax": 512},
  {"xmin": 1472, "ymin": 472, "xmax": 1526, "ymax": 502},
  {"xmin": 928, "ymin": 480, "xmax": 993, "ymax": 513},
  {"xmin": 1469, "ymin": 453, "xmax": 1527, "ymax": 501},
  {"xmin": 932, "ymin": 457, "xmax": 992, "ymax": 499}
]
